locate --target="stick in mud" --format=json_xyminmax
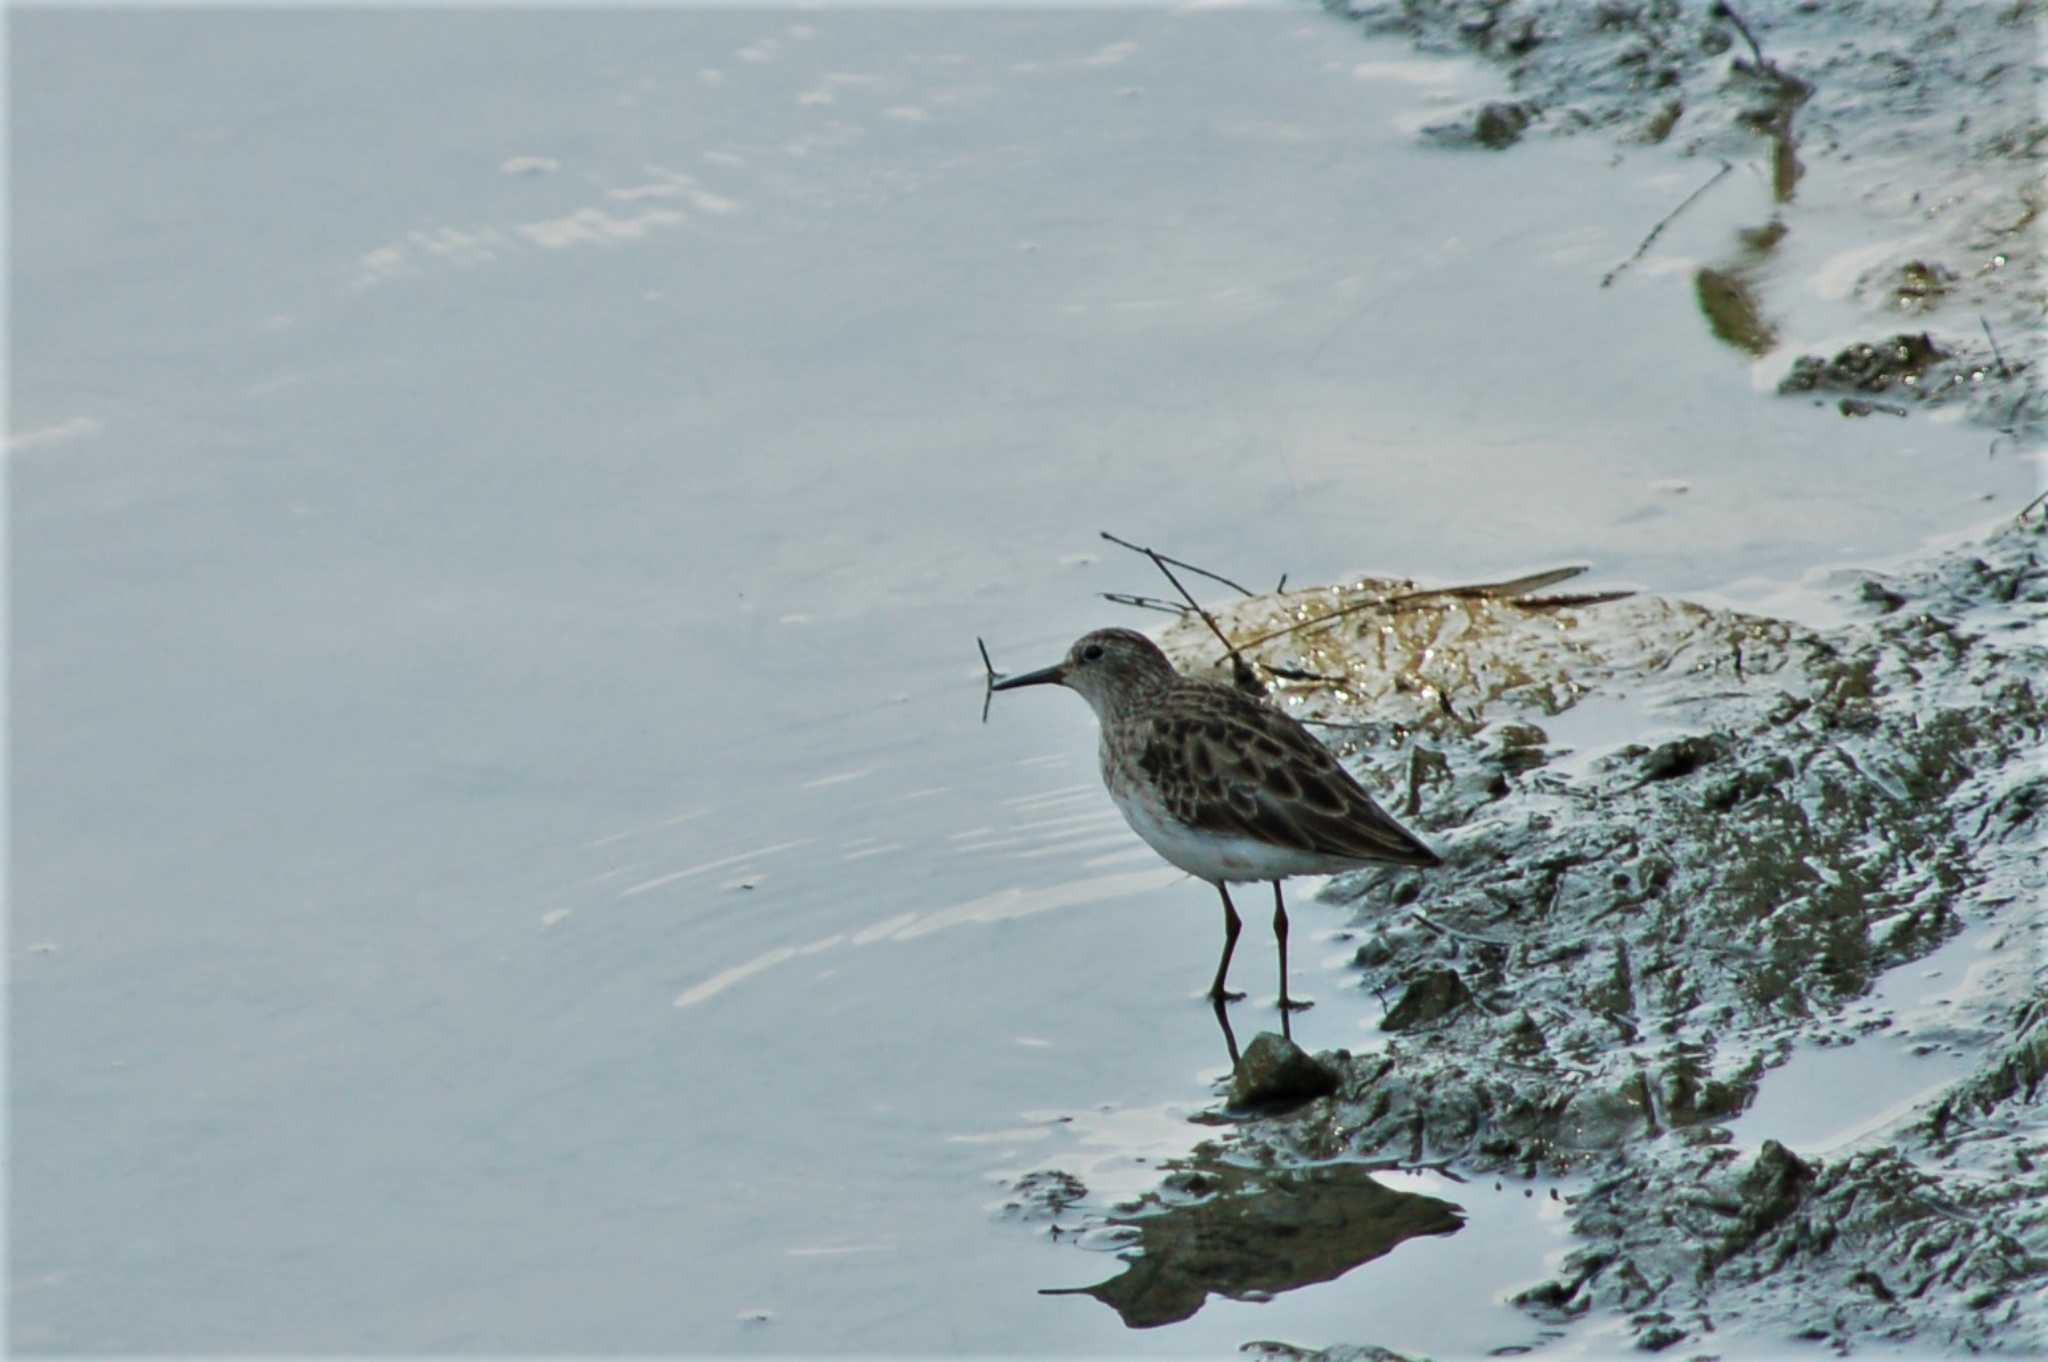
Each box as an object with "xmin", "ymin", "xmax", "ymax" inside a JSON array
[
  {"xmin": 1710, "ymin": 0, "xmax": 1810, "ymax": 93},
  {"xmin": 1602, "ymin": 160, "xmax": 1734, "ymax": 288},
  {"xmin": 1980, "ymin": 315, "xmax": 2012, "ymax": 379},
  {"xmin": 1711, "ymin": 1, "xmax": 1771, "ymax": 69}
]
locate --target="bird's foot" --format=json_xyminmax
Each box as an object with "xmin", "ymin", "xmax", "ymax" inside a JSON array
[
  {"xmin": 1209, "ymin": 987, "xmax": 1247, "ymax": 1004},
  {"xmin": 1279, "ymin": 996, "xmax": 1314, "ymax": 1013}
]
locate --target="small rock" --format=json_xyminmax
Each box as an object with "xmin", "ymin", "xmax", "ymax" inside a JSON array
[
  {"xmin": 1737, "ymin": 1139, "xmax": 1816, "ymax": 1227},
  {"xmin": 1381, "ymin": 969, "xmax": 1473, "ymax": 1031},
  {"xmin": 1474, "ymin": 101, "xmax": 1534, "ymax": 148},
  {"xmin": 1636, "ymin": 735, "xmax": 1725, "ymax": 781},
  {"xmin": 1229, "ymin": 1032, "xmax": 1340, "ymax": 1108},
  {"xmin": 1423, "ymin": 100, "xmax": 1536, "ymax": 150}
]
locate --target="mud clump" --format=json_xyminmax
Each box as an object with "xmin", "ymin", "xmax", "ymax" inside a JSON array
[
  {"xmin": 1778, "ymin": 331, "xmax": 2032, "ymax": 423},
  {"xmin": 1423, "ymin": 99, "xmax": 1536, "ymax": 149},
  {"xmin": 1778, "ymin": 332, "xmax": 1946, "ymax": 395}
]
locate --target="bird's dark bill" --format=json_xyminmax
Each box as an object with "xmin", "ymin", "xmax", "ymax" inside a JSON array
[{"xmin": 990, "ymin": 663, "xmax": 1065, "ymax": 691}]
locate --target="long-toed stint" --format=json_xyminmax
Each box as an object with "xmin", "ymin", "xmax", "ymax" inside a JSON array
[{"xmin": 992, "ymin": 627, "xmax": 1440, "ymax": 1013}]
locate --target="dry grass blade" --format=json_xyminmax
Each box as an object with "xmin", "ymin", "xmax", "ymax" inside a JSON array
[{"xmin": 1427, "ymin": 565, "xmax": 1589, "ymax": 599}]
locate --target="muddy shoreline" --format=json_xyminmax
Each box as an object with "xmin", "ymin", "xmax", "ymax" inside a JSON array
[
  {"xmin": 1377, "ymin": 0, "xmax": 2042, "ymax": 438},
  {"xmin": 1010, "ymin": 516, "xmax": 2043, "ymax": 1354},
  {"xmin": 1003, "ymin": 1, "xmax": 2045, "ymax": 1353}
]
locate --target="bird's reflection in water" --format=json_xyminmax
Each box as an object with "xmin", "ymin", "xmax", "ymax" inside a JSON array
[
  {"xmin": 1211, "ymin": 995, "xmax": 1242, "ymax": 1067},
  {"xmin": 1042, "ymin": 1157, "xmax": 1464, "ymax": 1329}
]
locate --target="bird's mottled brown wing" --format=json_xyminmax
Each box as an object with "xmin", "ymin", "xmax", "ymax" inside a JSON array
[{"xmin": 1133, "ymin": 682, "xmax": 1440, "ymax": 867}]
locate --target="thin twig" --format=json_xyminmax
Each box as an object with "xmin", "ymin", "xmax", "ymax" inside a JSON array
[
  {"xmin": 976, "ymin": 636, "xmax": 998, "ymax": 724},
  {"xmin": 1981, "ymin": 315, "xmax": 2012, "ymax": 378},
  {"xmin": 1602, "ymin": 161, "xmax": 1734, "ymax": 288},
  {"xmin": 1711, "ymin": 0, "xmax": 1770, "ymax": 69},
  {"xmin": 1409, "ymin": 910, "xmax": 1511, "ymax": 948},
  {"xmin": 1140, "ymin": 547, "xmax": 1235, "ymax": 655},
  {"xmin": 1098, "ymin": 591, "xmax": 1189, "ymax": 615},
  {"xmin": 1104, "ymin": 536, "xmax": 1272, "ymax": 695},
  {"xmin": 1098, "ymin": 531, "xmax": 1256, "ymax": 597},
  {"xmin": 1266, "ymin": 664, "xmax": 1350, "ymax": 683},
  {"xmin": 1230, "ymin": 590, "xmax": 1411, "ymax": 654}
]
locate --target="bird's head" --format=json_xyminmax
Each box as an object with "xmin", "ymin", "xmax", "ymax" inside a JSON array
[{"xmin": 990, "ymin": 627, "xmax": 1178, "ymax": 719}]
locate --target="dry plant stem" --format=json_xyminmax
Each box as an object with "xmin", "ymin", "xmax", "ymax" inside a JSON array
[
  {"xmin": 1097, "ymin": 530, "xmax": 1256, "ymax": 598},
  {"xmin": 1602, "ymin": 161, "xmax": 1734, "ymax": 288},
  {"xmin": 1981, "ymin": 316, "xmax": 2012, "ymax": 379},
  {"xmin": 1712, "ymin": 0, "xmax": 1771, "ymax": 69},
  {"xmin": 1099, "ymin": 591, "xmax": 1191, "ymax": 615},
  {"xmin": 1140, "ymin": 547, "xmax": 1239, "ymax": 658},
  {"xmin": 1105, "ymin": 532, "xmax": 1274, "ymax": 694}
]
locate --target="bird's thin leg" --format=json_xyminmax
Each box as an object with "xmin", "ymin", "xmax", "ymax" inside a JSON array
[
  {"xmin": 1274, "ymin": 881, "xmax": 1313, "ymax": 1013},
  {"xmin": 1209, "ymin": 884, "xmax": 1246, "ymax": 1003}
]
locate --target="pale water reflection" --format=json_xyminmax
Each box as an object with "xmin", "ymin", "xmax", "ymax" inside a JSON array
[{"xmin": 673, "ymin": 865, "xmax": 1183, "ymax": 1008}]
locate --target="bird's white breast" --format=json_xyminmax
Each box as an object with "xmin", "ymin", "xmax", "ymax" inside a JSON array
[{"xmin": 1101, "ymin": 736, "xmax": 1352, "ymax": 884}]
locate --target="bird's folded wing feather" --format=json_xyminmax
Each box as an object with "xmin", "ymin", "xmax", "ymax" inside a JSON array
[{"xmin": 1140, "ymin": 695, "xmax": 1440, "ymax": 867}]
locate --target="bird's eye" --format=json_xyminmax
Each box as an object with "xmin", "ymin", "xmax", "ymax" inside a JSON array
[{"xmin": 1082, "ymin": 644, "xmax": 1105, "ymax": 662}]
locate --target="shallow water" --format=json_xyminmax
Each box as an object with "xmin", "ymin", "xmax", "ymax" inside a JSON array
[
  {"xmin": 11, "ymin": 4, "xmax": 2039, "ymax": 1354},
  {"xmin": 1725, "ymin": 915, "xmax": 2005, "ymax": 1160}
]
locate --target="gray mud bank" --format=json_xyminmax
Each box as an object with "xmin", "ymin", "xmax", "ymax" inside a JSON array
[{"xmin": 1003, "ymin": 1, "xmax": 2045, "ymax": 1352}]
